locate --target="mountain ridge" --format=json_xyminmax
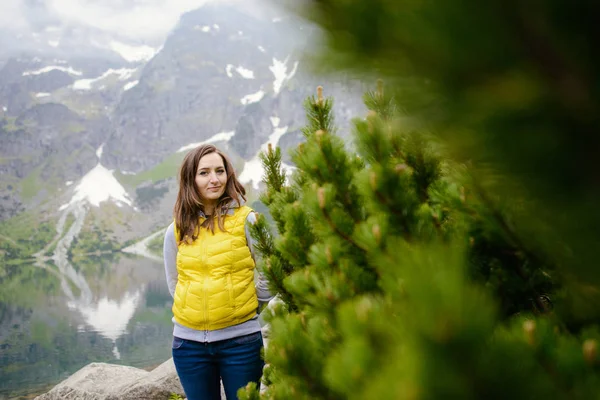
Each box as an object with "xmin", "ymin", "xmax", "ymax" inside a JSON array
[{"xmin": 0, "ymin": 2, "xmax": 367, "ymax": 249}]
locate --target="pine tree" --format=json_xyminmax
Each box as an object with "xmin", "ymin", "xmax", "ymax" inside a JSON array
[
  {"xmin": 296, "ymin": 0, "xmax": 600, "ymax": 327},
  {"xmin": 244, "ymin": 86, "xmax": 381, "ymax": 399},
  {"xmin": 237, "ymin": 0, "xmax": 600, "ymax": 398},
  {"xmin": 239, "ymin": 83, "xmax": 482, "ymax": 398},
  {"xmin": 239, "ymin": 84, "xmax": 599, "ymax": 399}
]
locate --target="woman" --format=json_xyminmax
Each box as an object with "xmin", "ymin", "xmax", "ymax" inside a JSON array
[{"xmin": 163, "ymin": 144, "xmax": 273, "ymax": 400}]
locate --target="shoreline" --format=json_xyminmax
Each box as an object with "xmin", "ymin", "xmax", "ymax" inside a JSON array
[{"xmin": 2, "ymin": 357, "xmax": 170, "ymax": 400}]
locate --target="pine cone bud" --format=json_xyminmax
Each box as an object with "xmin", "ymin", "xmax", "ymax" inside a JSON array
[
  {"xmin": 318, "ymin": 187, "xmax": 326, "ymax": 209},
  {"xmin": 297, "ymin": 143, "xmax": 304, "ymax": 153},
  {"xmin": 395, "ymin": 164, "xmax": 408, "ymax": 173},
  {"xmin": 317, "ymin": 85, "xmax": 323, "ymax": 105},
  {"xmin": 372, "ymin": 224, "xmax": 381, "ymax": 244},
  {"xmin": 377, "ymin": 79, "xmax": 384, "ymax": 98},
  {"xmin": 469, "ymin": 237, "xmax": 475, "ymax": 247},
  {"xmin": 266, "ymin": 259, "xmax": 272, "ymax": 270},
  {"xmin": 523, "ymin": 320, "xmax": 536, "ymax": 345},
  {"xmin": 315, "ymin": 129, "xmax": 325, "ymax": 147},
  {"xmin": 370, "ymin": 171, "xmax": 378, "ymax": 190},
  {"xmin": 268, "ymin": 143, "xmax": 273, "ymax": 155},
  {"xmin": 460, "ymin": 186, "xmax": 466, "ymax": 203},
  {"xmin": 583, "ymin": 339, "xmax": 598, "ymax": 366},
  {"xmin": 325, "ymin": 245, "xmax": 333, "ymax": 265}
]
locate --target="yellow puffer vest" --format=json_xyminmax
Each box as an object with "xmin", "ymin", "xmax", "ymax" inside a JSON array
[{"xmin": 173, "ymin": 206, "xmax": 258, "ymax": 330}]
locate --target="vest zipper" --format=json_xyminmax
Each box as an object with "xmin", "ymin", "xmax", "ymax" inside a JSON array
[{"xmin": 204, "ymin": 228, "xmax": 209, "ymax": 337}]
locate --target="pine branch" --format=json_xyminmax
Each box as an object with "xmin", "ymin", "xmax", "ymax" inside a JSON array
[
  {"xmin": 259, "ymin": 144, "xmax": 287, "ymax": 205},
  {"xmin": 471, "ymin": 179, "xmax": 552, "ymax": 314},
  {"xmin": 317, "ymin": 187, "xmax": 367, "ymax": 252}
]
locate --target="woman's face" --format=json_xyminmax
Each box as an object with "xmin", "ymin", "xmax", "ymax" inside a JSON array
[{"xmin": 195, "ymin": 152, "xmax": 228, "ymax": 208}]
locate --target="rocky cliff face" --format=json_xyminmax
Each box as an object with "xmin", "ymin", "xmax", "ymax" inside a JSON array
[{"xmin": 103, "ymin": 4, "xmax": 309, "ymax": 173}]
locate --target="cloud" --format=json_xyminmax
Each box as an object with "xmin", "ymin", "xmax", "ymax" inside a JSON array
[
  {"xmin": 0, "ymin": 0, "xmax": 29, "ymax": 30},
  {"xmin": 1, "ymin": 0, "xmax": 225, "ymax": 41},
  {"xmin": 48, "ymin": 0, "xmax": 212, "ymax": 41}
]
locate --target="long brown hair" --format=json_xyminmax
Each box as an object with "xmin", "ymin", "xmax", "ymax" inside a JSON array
[{"xmin": 173, "ymin": 144, "xmax": 246, "ymax": 243}]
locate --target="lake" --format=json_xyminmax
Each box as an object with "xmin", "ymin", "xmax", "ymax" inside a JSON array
[{"xmin": 0, "ymin": 253, "xmax": 173, "ymax": 399}]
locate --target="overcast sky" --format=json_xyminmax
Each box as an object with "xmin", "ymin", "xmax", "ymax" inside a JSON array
[{"xmin": 1, "ymin": 0, "xmax": 226, "ymax": 42}]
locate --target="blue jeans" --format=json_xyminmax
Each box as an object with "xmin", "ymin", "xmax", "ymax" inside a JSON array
[{"xmin": 172, "ymin": 331, "xmax": 265, "ymax": 400}]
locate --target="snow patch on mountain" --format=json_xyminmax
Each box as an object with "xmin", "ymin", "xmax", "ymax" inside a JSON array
[
  {"xmin": 23, "ymin": 65, "xmax": 82, "ymax": 77},
  {"xmin": 72, "ymin": 79, "xmax": 94, "ymax": 90},
  {"xmin": 193, "ymin": 24, "xmax": 220, "ymax": 33},
  {"xmin": 239, "ymin": 126, "xmax": 293, "ymax": 189},
  {"xmin": 73, "ymin": 68, "xmax": 137, "ymax": 91},
  {"xmin": 59, "ymin": 145, "xmax": 132, "ymax": 210},
  {"xmin": 258, "ymin": 46, "xmax": 266, "ymax": 53},
  {"xmin": 238, "ymin": 159, "xmax": 263, "ymax": 190},
  {"xmin": 177, "ymin": 130, "xmax": 236, "ymax": 153},
  {"xmin": 123, "ymin": 80, "xmax": 139, "ymax": 91},
  {"xmin": 268, "ymin": 126, "xmax": 289, "ymax": 149},
  {"xmin": 287, "ymin": 62, "xmax": 299, "ymax": 80},
  {"xmin": 96, "ymin": 144, "xmax": 105, "ymax": 159},
  {"xmin": 270, "ymin": 117, "xmax": 280, "ymax": 127},
  {"xmin": 59, "ymin": 164, "xmax": 132, "ymax": 210},
  {"xmin": 35, "ymin": 92, "xmax": 51, "ymax": 98},
  {"xmin": 225, "ymin": 65, "xmax": 254, "ymax": 79},
  {"xmin": 241, "ymin": 90, "xmax": 265, "ymax": 105},
  {"xmin": 59, "ymin": 163, "xmax": 132, "ymax": 210},
  {"xmin": 270, "ymin": 57, "xmax": 299, "ymax": 95},
  {"xmin": 236, "ymin": 66, "xmax": 255, "ymax": 79},
  {"xmin": 109, "ymin": 41, "xmax": 157, "ymax": 63}
]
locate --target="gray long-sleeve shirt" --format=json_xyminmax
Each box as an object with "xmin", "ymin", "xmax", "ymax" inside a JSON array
[{"xmin": 163, "ymin": 210, "xmax": 274, "ymax": 342}]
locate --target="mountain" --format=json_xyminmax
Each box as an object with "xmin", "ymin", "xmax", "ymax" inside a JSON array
[{"xmin": 0, "ymin": 2, "xmax": 367, "ymax": 252}]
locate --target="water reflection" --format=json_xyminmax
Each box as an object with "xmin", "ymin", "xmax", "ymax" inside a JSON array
[
  {"xmin": 71, "ymin": 289, "xmax": 142, "ymax": 359},
  {"xmin": 0, "ymin": 248, "xmax": 172, "ymax": 399}
]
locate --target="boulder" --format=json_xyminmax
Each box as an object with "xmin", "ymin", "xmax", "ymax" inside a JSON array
[{"xmin": 34, "ymin": 358, "xmax": 186, "ymax": 400}]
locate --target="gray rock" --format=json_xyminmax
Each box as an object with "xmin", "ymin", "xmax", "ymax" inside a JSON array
[{"xmin": 34, "ymin": 358, "xmax": 186, "ymax": 400}]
